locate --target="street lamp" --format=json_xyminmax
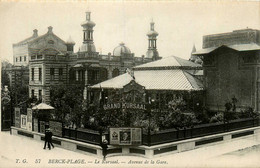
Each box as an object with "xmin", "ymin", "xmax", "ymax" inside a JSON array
[{"xmin": 147, "ymin": 97, "xmax": 155, "ymax": 146}]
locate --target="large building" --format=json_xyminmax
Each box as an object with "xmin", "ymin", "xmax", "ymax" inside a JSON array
[
  {"xmin": 21, "ymin": 12, "xmax": 159, "ymax": 103},
  {"xmin": 90, "ymin": 56, "xmax": 203, "ymax": 109},
  {"xmin": 194, "ymin": 28, "xmax": 260, "ymax": 112}
]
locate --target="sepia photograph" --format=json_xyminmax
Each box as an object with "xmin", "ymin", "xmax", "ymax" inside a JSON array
[{"xmin": 1, "ymin": 0, "xmax": 260, "ymax": 167}]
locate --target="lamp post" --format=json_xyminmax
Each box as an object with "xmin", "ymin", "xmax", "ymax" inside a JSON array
[{"xmin": 147, "ymin": 98, "xmax": 154, "ymax": 146}]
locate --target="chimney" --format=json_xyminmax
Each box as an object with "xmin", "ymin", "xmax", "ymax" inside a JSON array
[
  {"xmin": 33, "ymin": 29, "xmax": 38, "ymax": 37},
  {"xmin": 48, "ymin": 26, "xmax": 53, "ymax": 34}
]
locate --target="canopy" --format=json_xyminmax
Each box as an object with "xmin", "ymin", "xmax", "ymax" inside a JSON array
[{"xmin": 32, "ymin": 103, "xmax": 55, "ymax": 110}]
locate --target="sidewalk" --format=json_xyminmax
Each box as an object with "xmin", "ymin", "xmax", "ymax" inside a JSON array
[{"xmin": 0, "ymin": 131, "xmax": 260, "ymax": 168}]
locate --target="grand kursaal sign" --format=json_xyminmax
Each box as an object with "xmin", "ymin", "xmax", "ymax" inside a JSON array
[
  {"xmin": 109, "ymin": 127, "xmax": 142, "ymax": 145},
  {"xmin": 103, "ymin": 103, "xmax": 146, "ymax": 110},
  {"xmin": 105, "ymin": 80, "xmax": 145, "ymax": 146},
  {"xmin": 103, "ymin": 80, "xmax": 146, "ymax": 111}
]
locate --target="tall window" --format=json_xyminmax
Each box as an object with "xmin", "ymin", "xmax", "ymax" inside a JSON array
[
  {"xmin": 39, "ymin": 68, "xmax": 42, "ymax": 81},
  {"xmin": 31, "ymin": 68, "xmax": 34, "ymax": 81},
  {"xmin": 31, "ymin": 89, "xmax": 34, "ymax": 98},
  {"xmin": 59, "ymin": 68, "xmax": 63, "ymax": 80},
  {"xmin": 50, "ymin": 68, "xmax": 55, "ymax": 80},
  {"xmin": 79, "ymin": 70, "xmax": 83, "ymax": 81},
  {"xmin": 24, "ymin": 56, "xmax": 26, "ymax": 62},
  {"xmin": 38, "ymin": 90, "xmax": 42, "ymax": 101},
  {"xmin": 112, "ymin": 68, "xmax": 120, "ymax": 78},
  {"xmin": 16, "ymin": 58, "xmax": 18, "ymax": 62},
  {"xmin": 20, "ymin": 56, "xmax": 22, "ymax": 62}
]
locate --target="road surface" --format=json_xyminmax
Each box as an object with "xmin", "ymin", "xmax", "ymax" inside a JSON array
[{"xmin": 1, "ymin": 131, "xmax": 260, "ymax": 168}]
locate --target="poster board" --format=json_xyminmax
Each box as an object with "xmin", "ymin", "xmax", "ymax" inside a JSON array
[
  {"xmin": 110, "ymin": 127, "xmax": 142, "ymax": 145},
  {"xmin": 27, "ymin": 108, "xmax": 32, "ymax": 131},
  {"xmin": 49, "ymin": 120, "xmax": 62, "ymax": 137},
  {"xmin": 39, "ymin": 121, "xmax": 45, "ymax": 133},
  {"xmin": 20, "ymin": 115, "xmax": 27, "ymax": 129},
  {"xmin": 33, "ymin": 118, "xmax": 38, "ymax": 132},
  {"xmin": 14, "ymin": 108, "xmax": 20, "ymax": 128}
]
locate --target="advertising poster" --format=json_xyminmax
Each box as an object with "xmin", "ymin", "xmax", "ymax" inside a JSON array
[
  {"xmin": 14, "ymin": 108, "xmax": 20, "ymax": 128},
  {"xmin": 110, "ymin": 127, "xmax": 142, "ymax": 145},
  {"xmin": 39, "ymin": 121, "xmax": 45, "ymax": 133},
  {"xmin": 33, "ymin": 118, "xmax": 38, "ymax": 132},
  {"xmin": 49, "ymin": 121, "xmax": 62, "ymax": 137},
  {"xmin": 110, "ymin": 128, "xmax": 120, "ymax": 145},
  {"xmin": 119, "ymin": 129, "xmax": 131, "ymax": 145},
  {"xmin": 27, "ymin": 108, "xmax": 32, "ymax": 131},
  {"xmin": 131, "ymin": 128, "xmax": 142, "ymax": 145},
  {"xmin": 20, "ymin": 115, "xmax": 27, "ymax": 129}
]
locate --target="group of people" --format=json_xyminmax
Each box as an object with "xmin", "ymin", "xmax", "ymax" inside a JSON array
[{"xmin": 43, "ymin": 128, "xmax": 54, "ymax": 150}]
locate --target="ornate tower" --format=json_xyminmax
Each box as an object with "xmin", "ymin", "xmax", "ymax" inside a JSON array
[
  {"xmin": 146, "ymin": 20, "xmax": 159, "ymax": 60},
  {"xmin": 79, "ymin": 11, "xmax": 96, "ymax": 54}
]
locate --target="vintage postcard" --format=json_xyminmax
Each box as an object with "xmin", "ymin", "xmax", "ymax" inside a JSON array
[{"xmin": 1, "ymin": 0, "xmax": 260, "ymax": 167}]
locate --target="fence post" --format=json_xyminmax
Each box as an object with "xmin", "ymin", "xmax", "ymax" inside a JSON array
[
  {"xmin": 148, "ymin": 129, "xmax": 151, "ymax": 146},
  {"xmin": 75, "ymin": 128, "xmax": 78, "ymax": 140}
]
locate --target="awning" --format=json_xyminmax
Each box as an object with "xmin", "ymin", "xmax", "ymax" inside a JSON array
[
  {"xmin": 32, "ymin": 103, "xmax": 55, "ymax": 110},
  {"xmin": 73, "ymin": 64, "xmax": 84, "ymax": 68}
]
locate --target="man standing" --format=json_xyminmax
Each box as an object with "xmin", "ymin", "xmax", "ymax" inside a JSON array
[
  {"xmin": 43, "ymin": 128, "xmax": 50, "ymax": 150},
  {"xmin": 101, "ymin": 139, "xmax": 108, "ymax": 160},
  {"xmin": 48, "ymin": 128, "xmax": 54, "ymax": 149}
]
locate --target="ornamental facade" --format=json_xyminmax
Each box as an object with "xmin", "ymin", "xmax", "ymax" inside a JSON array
[{"xmin": 11, "ymin": 12, "xmax": 161, "ymax": 104}]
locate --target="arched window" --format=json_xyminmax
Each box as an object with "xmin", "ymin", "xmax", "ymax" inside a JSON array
[
  {"xmin": 100, "ymin": 68, "xmax": 108, "ymax": 81},
  {"xmin": 112, "ymin": 68, "xmax": 120, "ymax": 78}
]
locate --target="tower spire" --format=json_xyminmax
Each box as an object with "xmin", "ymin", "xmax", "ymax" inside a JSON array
[
  {"xmin": 79, "ymin": 11, "xmax": 96, "ymax": 53},
  {"xmin": 146, "ymin": 20, "xmax": 159, "ymax": 60}
]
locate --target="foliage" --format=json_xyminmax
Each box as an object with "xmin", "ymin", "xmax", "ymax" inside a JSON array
[
  {"xmin": 209, "ymin": 113, "xmax": 224, "ymax": 123},
  {"xmin": 158, "ymin": 110, "xmax": 198, "ymax": 130},
  {"xmin": 238, "ymin": 107, "xmax": 259, "ymax": 119},
  {"xmin": 49, "ymin": 85, "xmax": 85, "ymax": 128}
]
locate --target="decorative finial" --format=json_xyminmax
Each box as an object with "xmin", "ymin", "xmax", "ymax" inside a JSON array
[{"xmin": 86, "ymin": 11, "xmax": 91, "ymax": 21}]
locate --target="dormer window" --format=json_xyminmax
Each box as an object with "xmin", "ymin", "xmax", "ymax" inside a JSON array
[{"xmin": 48, "ymin": 40, "xmax": 54, "ymax": 44}]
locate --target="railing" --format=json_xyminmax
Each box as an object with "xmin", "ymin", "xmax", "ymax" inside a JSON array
[
  {"xmin": 63, "ymin": 127, "xmax": 101, "ymax": 145},
  {"xmin": 58, "ymin": 118, "xmax": 259, "ymax": 147},
  {"xmin": 142, "ymin": 118, "xmax": 259, "ymax": 146}
]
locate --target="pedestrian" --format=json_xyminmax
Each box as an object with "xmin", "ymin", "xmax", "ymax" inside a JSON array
[
  {"xmin": 101, "ymin": 139, "xmax": 108, "ymax": 160},
  {"xmin": 48, "ymin": 128, "xmax": 55, "ymax": 149},
  {"xmin": 43, "ymin": 128, "xmax": 51, "ymax": 150}
]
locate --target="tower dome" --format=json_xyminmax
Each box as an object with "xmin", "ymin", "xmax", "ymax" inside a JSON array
[
  {"xmin": 146, "ymin": 21, "xmax": 158, "ymax": 36},
  {"xmin": 113, "ymin": 42, "xmax": 131, "ymax": 56},
  {"xmin": 66, "ymin": 36, "xmax": 75, "ymax": 45},
  {"xmin": 81, "ymin": 11, "xmax": 96, "ymax": 27}
]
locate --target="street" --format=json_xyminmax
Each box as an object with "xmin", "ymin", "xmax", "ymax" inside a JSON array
[{"xmin": 1, "ymin": 131, "xmax": 260, "ymax": 168}]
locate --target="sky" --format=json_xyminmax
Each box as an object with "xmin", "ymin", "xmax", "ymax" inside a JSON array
[{"xmin": 0, "ymin": 0, "xmax": 259, "ymax": 64}]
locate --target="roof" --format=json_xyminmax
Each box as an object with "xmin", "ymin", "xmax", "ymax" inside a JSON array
[
  {"xmin": 194, "ymin": 43, "xmax": 260, "ymax": 55},
  {"xmin": 32, "ymin": 103, "xmax": 55, "ymax": 110},
  {"xmin": 113, "ymin": 42, "xmax": 131, "ymax": 56},
  {"xmin": 194, "ymin": 70, "xmax": 203, "ymax": 76},
  {"xmin": 14, "ymin": 36, "xmax": 39, "ymax": 45},
  {"xmin": 14, "ymin": 29, "xmax": 66, "ymax": 46},
  {"xmin": 134, "ymin": 56, "xmax": 202, "ymax": 70},
  {"xmin": 91, "ymin": 69, "xmax": 203, "ymax": 91}
]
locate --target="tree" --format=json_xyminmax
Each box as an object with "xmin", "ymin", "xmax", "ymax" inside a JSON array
[{"xmin": 50, "ymin": 85, "xmax": 84, "ymax": 128}]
